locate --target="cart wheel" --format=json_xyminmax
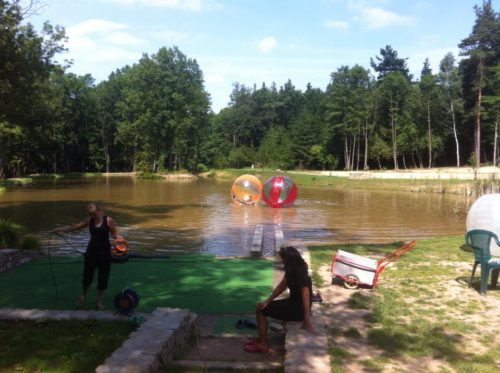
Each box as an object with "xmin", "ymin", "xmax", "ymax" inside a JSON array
[{"xmin": 343, "ymin": 274, "xmax": 360, "ymax": 289}]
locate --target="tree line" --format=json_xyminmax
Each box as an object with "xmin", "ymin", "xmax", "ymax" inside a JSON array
[{"xmin": 0, "ymin": 0, "xmax": 498, "ymax": 177}]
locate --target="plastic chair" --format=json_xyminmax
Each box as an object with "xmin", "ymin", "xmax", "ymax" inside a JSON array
[{"xmin": 465, "ymin": 229, "xmax": 500, "ymax": 294}]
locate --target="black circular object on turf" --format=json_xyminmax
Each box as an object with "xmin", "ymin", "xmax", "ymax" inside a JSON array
[
  {"xmin": 111, "ymin": 251, "xmax": 130, "ymax": 263},
  {"xmin": 114, "ymin": 288, "xmax": 139, "ymax": 314}
]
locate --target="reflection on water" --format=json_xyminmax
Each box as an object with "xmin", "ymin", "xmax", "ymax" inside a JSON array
[{"xmin": 0, "ymin": 176, "xmax": 471, "ymax": 255}]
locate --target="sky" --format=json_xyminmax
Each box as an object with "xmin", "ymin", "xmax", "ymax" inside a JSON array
[{"xmin": 24, "ymin": 0, "xmax": 487, "ymax": 112}]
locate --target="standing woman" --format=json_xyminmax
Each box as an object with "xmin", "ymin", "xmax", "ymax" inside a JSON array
[
  {"xmin": 54, "ymin": 203, "xmax": 118, "ymax": 310},
  {"xmin": 245, "ymin": 246, "xmax": 314, "ymax": 353}
]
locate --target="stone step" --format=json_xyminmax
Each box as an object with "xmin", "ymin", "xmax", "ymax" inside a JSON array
[
  {"xmin": 96, "ymin": 308, "xmax": 196, "ymax": 373},
  {"xmin": 172, "ymin": 335, "xmax": 284, "ymax": 372},
  {"xmin": 171, "ymin": 359, "xmax": 282, "ymax": 372}
]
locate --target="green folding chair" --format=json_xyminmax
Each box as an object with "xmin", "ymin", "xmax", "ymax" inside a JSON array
[{"xmin": 465, "ymin": 229, "xmax": 500, "ymax": 294}]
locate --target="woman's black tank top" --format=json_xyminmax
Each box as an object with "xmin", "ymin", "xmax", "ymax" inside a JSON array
[{"xmin": 87, "ymin": 215, "xmax": 111, "ymax": 253}]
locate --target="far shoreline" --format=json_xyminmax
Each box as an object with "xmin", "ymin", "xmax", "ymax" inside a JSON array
[{"xmin": 3, "ymin": 167, "xmax": 500, "ymax": 197}]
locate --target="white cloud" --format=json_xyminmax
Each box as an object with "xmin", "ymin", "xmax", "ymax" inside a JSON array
[
  {"xmin": 104, "ymin": 31, "xmax": 148, "ymax": 46},
  {"xmin": 357, "ymin": 7, "xmax": 415, "ymax": 29},
  {"xmin": 345, "ymin": 1, "xmax": 415, "ymax": 29},
  {"xmin": 150, "ymin": 30, "xmax": 191, "ymax": 44},
  {"xmin": 68, "ymin": 19, "xmax": 127, "ymax": 38},
  {"xmin": 105, "ymin": 0, "xmax": 223, "ymax": 12},
  {"xmin": 257, "ymin": 37, "xmax": 277, "ymax": 53},
  {"xmin": 66, "ymin": 19, "xmax": 147, "ymax": 58},
  {"xmin": 205, "ymin": 73, "xmax": 225, "ymax": 83},
  {"xmin": 64, "ymin": 19, "xmax": 146, "ymax": 81},
  {"xmin": 324, "ymin": 20, "xmax": 350, "ymax": 29}
]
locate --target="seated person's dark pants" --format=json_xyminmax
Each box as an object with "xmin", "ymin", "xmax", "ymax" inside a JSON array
[
  {"xmin": 83, "ymin": 252, "xmax": 111, "ymax": 290},
  {"xmin": 261, "ymin": 298, "xmax": 305, "ymax": 321}
]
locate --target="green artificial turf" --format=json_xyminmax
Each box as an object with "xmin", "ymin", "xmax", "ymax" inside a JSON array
[{"xmin": 0, "ymin": 255, "xmax": 273, "ymax": 314}]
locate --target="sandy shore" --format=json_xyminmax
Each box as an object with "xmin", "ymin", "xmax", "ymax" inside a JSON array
[
  {"xmin": 291, "ymin": 166, "xmax": 500, "ymax": 181},
  {"xmin": 102, "ymin": 172, "xmax": 196, "ymax": 179}
]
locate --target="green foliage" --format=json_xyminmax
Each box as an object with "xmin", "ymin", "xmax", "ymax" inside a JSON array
[
  {"xmin": 370, "ymin": 45, "xmax": 412, "ymax": 81},
  {"xmin": 0, "ymin": 218, "xmax": 24, "ymax": 248},
  {"xmin": 468, "ymin": 152, "xmax": 478, "ymax": 167},
  {"xmin": 136, "ymin": 171, "xmax": 162, "ymax": 179},
  {"xmin": 228, "ymin": 146, "xmax": 255, "ymax": 168},
  {"xmin": 0, "ymin": 219, "xmax": 39, "ymax": 250},
  {"xmin": 20, "ymin": 235, "xmax": 41, "ymax": 251},
  {"xmin": 458, "ymin": 0, "xmax": 500, "ymax": 168},
  {"xmin": 257, "ymin": 127, "xmax": 294, "ymax": 169},
  {"xmin": 0, "ymin": 3, "xmax": 498, "ymax": 175}
]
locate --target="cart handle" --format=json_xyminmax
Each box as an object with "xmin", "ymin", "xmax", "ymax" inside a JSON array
[{"xmin": 376, "ymin": 240, "xmax": 416, "ymax": 272}]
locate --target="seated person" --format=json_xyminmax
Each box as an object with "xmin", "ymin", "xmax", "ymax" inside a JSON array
[{"xmin": 245, "ymin": 246, "xmax": 314, "ymax": 353}]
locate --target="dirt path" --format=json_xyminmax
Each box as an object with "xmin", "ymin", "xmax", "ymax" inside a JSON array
[{"xmin": 315, "ymin": 264, "xmax": 500, "ymax": 372}]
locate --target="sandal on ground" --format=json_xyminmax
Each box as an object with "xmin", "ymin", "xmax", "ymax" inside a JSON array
[
  {"xmin": 244, "ymin": 342, "xmax": 269, "ymax": 353},
  {"xmin": 244, "ymin": 337, "xmax": 259, "ymax": 346},
  {"xmin": 76, "ymin": 295, "xmax": 85, "ymax": 308},
  {"xmin": 312, "ymin": 292, "xmax": 323, "ymax": 303},
  {"xmin": 244, "ymin": 319, "xmax": 257, "ymax": 329}
]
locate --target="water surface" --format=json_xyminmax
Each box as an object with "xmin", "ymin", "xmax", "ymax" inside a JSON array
[{"xmin": 0, "ymin": 176, "xmax": 470, "ymax": 255}]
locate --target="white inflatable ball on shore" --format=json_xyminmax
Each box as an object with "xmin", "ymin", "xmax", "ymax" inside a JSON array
[{"xmin": 466, "ymin": 193, "xmax": 500, "ymax": 256}]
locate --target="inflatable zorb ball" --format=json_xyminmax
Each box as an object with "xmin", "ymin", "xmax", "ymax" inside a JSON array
[
  {"xmin": 466, "ymin": 193, "xmax": 500, "ymax": 256},
  {"xmin": 262, "ymin": 176, "xmax": 298, "ymax": 208},
  {"xmin": 231, "ymin": 174, "xmax": 262, "ymax": 205}
]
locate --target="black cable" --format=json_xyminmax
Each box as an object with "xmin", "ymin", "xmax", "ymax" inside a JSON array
[
  {"xmin": 46, "ymin": 232, "xmax": 85, "ymax": 309},
  {"xmin": 53, "ymin": 233, "xmax": 86, "ymax": 256}
]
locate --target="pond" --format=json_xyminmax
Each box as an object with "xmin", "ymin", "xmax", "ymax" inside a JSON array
[{"xmin": 0, "ymin": 176, "xmax": 470, "ymax": 256}]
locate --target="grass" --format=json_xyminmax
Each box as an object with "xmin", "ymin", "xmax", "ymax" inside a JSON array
[
  {"xmin": 0, "ymin": 254, "xmax": 273, "ymax": 314},
  {"xmin": 0, "ymin": 177, "xmax": 33, "ymax": 186},
  {"xmin": 309, "ymin": 236, "xmax": 500, "ymax": 372},
  {"xmin": 212, "ymin": 168, "xmax": 478, "ymax": 195},
  {"xmin": 0, "ymin": 319, "xmax": 134, "ymax": 373},
  {"xmin": 347, "ymin": 292, "xmax": 373, "ymax": 309},
  {"xmin": 328, "ymin": 346, "xmax": 352, "ymax": 372}
]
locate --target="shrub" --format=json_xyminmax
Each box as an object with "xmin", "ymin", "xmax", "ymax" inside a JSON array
[
  {"xmin": 0, "ymin": 219, "xmax": 24, "ymax": 249},
  {"xmin": 20, "ymin": 235, "xmax": 41, "ymax": 251}
]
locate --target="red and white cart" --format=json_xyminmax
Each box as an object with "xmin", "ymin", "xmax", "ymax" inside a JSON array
[{"xmin": 330, "ymin": 241, "xmax": 417, "ymax": 289}]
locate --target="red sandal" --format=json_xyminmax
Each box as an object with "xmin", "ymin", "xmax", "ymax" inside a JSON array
[
  {"xmin": 244, "ymin": 342, "xmax": 269, "ymax": 353},
  {"xmin": 244, "ymin": 337, "xmax": 259, "ymax": 346}
]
